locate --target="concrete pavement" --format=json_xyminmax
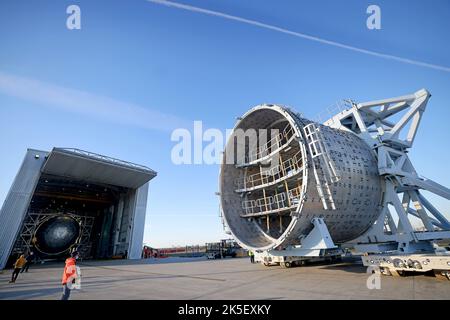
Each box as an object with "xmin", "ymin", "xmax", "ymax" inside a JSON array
[{"xmin": 0, "ymin": 257, "xmax": 449, "ymax": 300}]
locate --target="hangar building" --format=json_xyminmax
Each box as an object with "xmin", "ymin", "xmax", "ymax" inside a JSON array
[{"xmin": 0, "ymin": 148, "xmax": 157, "ymax": 270}]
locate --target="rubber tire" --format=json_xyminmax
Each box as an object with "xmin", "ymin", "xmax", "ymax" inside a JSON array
[
  {"xmin": 434, "ymin": 270, "xmax": 450, "ymax": 281},
  {"xmin": 394, "ymin": 270, "xmax": 407, "ymax": 277}
]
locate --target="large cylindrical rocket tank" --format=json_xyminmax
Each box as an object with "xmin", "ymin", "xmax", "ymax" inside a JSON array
[{"xmin": 219, "ymin": 104, "xmax": 382, "ymax": 251}]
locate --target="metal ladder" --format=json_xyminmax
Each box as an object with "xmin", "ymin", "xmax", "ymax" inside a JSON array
[{"xmin": 303, "ymin": 123, "xmax": 340, "ymax": 210}]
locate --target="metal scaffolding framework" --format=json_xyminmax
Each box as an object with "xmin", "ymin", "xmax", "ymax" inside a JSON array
[{"xmin": 11, "ymin": 212, "xmax": 95, "ymax": 259}]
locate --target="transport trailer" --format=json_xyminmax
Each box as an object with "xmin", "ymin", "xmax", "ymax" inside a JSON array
[
  {"xmin": 255, "ymin": 248, "xmax": 343, "ymax": 268},
  {"xmin": 361, "ymin": 253, "xmax": 450, "ymax": 280}
]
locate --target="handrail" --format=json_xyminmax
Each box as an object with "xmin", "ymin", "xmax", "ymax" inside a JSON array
[
  {"xmin": 241, "ymin": 185, "xmax": 302, "ymax": 217},
  {"xmin": 314, "ymin": 99, "xmax": 353, "ymax": 124},
  {"xmin": 236, "ymin": 125, "xmax": 296, "ymax": 166},
  {"xmin": 234, "ymin": 150, "xmax": 303, "ymax": 191}
]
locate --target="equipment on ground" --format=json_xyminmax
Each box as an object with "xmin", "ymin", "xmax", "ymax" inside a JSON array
[{"xmin": 206, "ymin": 239, "xmax": 239, "ymax": 259}]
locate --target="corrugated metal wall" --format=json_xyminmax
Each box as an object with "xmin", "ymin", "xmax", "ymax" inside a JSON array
[
  {"xmin": 0, "ymin": 147, "xmax": 154, "ymax": 267},
  {"xmin": 129, "ymin": 182, "xmax": 149, "ymax": 259},
  {"xmin": 0, "ymin": 149, "xmax": 48, "ymax": 270}
]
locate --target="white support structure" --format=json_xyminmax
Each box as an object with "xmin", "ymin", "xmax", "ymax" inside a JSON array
[
  {"xmin": 323, "ymin": 89, "xmax": 450, "ymax": 259},
  {"xmin": 254, "ymin": 218, "xmax": 341, "ymax": 268}
]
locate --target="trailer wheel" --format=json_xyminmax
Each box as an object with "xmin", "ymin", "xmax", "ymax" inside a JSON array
[
  {"xmin": 379, "ymin": 267, "xmax": 391, "ymax": 276},
  {"xmin": 393, "ymin": 270, "xmax": 407, "ymax": 277},
  {"xmin": 434, "ymin": 270, "xmax": 450, "ymax": 281}
]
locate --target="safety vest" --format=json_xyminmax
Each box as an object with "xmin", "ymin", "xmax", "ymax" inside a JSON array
[{"xmin": 61, "ymin": 258, "xmax": 77, "ymax": 285}]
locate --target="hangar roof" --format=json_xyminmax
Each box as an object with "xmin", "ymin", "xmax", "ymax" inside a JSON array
[{"xmin": 41, "ymin": 148, "xmax": 157, "ymax": 189}]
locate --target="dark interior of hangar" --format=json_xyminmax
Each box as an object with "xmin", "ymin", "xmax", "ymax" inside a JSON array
[
  {"xmin": 10, "ymin": 173, "xmax": 137, "ymax": 264},
  {"xmin": 0, "ymin": 147, "xmax": 156, "ymax": 270}
]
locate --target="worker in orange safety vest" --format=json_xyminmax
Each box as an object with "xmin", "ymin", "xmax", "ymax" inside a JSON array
[{"xmin": 61, "ymin": 251, "xmax": 80, "ymax": 300}]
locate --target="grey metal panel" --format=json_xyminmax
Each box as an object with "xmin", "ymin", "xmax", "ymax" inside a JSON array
[
  {"xmin": 118, "ymin": 190, "xmax": 136, "ymax": 255},
  {"xmin": 0, "ymin": 149, "xmax": 48, "ymax": 270},
  {"xmin": 128, "ymin": 183, "xmax": 149, "ymax": 259},
  {"xmin": 42, "ymin": 148, "xmax": 157, "ymax": 189},
  {"xmin": 112, "ymin": 197, "xmax": 125, "ymax": 256}
]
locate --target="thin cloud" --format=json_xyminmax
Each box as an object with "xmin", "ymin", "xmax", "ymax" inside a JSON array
[
  {"xmin": 0, "ymin": 71, "xmax": 190, "ymax": 132},
  {"xmin": 148, "ymin": 0, "xmax": 450, "ymax": 73}
]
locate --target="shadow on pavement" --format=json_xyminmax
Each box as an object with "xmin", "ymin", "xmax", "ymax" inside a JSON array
[{"xmin": 0, "ymin": 287, "xmax": 61, "ymax": 300}]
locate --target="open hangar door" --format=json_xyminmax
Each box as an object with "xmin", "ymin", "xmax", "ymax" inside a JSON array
[{"xmin": 0, "ymin": 148, "xmax": 156, "ymax": 269}]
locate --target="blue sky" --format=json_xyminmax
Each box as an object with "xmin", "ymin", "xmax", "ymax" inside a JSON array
[{"xmin": 0, "ymin": 0, "xmax": 449, "ymax": 248}]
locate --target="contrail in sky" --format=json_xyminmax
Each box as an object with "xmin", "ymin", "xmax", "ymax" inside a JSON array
[
  {"xmin": 0, "ymin": 71, "xmax": 189, "ymax": 132},
  {"xmin": 148, "ymin": 0, "xmax": 450, "ymax": 73}
]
